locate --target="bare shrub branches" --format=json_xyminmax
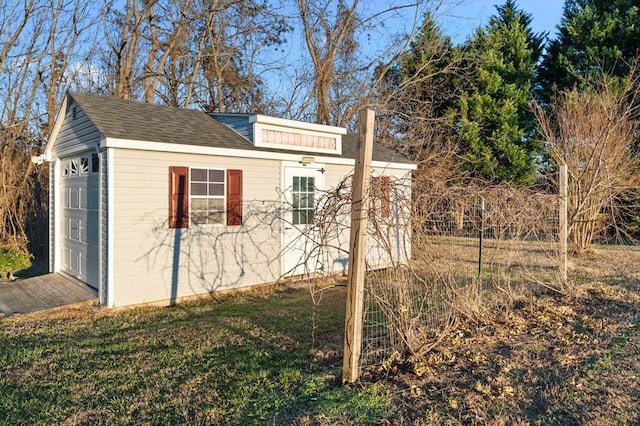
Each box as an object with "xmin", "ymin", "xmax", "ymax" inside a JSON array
[
  {"xmin": 534, "ymin": 66, "xmax": 640, "ymax": 253},
  {"xmin": 285, "ymin": 168, "xmax": 564, "ymax": 365},
  {"xmin": 361, "ymin": 179, "xmax": 564, "ymax": 364}
]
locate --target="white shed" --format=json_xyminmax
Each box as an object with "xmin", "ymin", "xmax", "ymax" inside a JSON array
[{"xmin": 44, "ymin": 92, "xmax": 415, "ymax": 308}]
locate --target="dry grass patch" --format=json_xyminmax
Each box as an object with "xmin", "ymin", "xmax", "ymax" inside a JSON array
[{"xmin": 362, "ymin": 246, "xmax": 640, "ymax": 424}]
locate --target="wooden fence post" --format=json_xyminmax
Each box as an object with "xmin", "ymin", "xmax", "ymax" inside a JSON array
[
  {"xmin": 343, "ymin": 109, "xmax": 374, "ymax": 383},
  {"xmin": 559, "ymin": 164, "xmax": 568, "ymax": 286}
]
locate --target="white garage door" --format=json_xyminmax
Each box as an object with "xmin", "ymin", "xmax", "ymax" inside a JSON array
[{"xmin": 61, "ymin": 153, "xmax": 100, "ymax": 289}]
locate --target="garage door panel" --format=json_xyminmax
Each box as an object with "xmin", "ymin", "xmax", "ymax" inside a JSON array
[
  {"xmin": 69, "ymin": 187, "xmax": 80, "ymax": 209},
  {"xmin": 68, "ymin": 249, "xmax": 81, "ymax": 275},
  {"xmin": 61, "ymin": 153, "xmax": 99, "ymax": 289}
]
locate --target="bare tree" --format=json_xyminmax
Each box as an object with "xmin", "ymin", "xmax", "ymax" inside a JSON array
[
  {"xmin": 102, "ymin": 0, "xmax": 158, "ymax": 99},
  {"xmin": 534, "ymin": 66, "xmax": 640, "ymax": 253},
  {"xmin": 373, "ymin": 12, "xmax": 464, "ymax": 183},
  {"xmin": 293, "ymin": 0, "xmax": 439, "ymax": 127},
  {"xmin": 297, "ymin": 0, "xmax": 360, "ymax": 125},
  {"xmin": 1, "ymin": 0, "xmax": 96, "ymax": 256},
  {"xmin": 101, "ymin": 0, "xmax": 290, "ymax": 110}
]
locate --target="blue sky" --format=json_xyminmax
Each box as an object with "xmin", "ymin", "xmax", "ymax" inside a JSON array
[{"xmin": 438, "ymin": 0, "xmax": 565, "ymax": 43}]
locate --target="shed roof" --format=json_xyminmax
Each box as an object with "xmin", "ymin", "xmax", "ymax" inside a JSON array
[{"xmin": 68, "ymin": 92, "xmax": 413, "ymax": 165}]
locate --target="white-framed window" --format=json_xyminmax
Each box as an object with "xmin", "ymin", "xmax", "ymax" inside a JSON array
[
  {"xmin": 69, "ymin": 159, "xmax": 78, "ymax": 176},
  {"xmin": 62, "ymin": 154, "xmax": 99, "ymax": 178},
  {"xmin": 190, "ymin": 168, "xmax": 226, "ymax": 225},
  {"xmin": 291, "ymin": 175, "xmax": 315, "ymax": 225},
  {"xmin": 79, "ymin": 156, "xmax": 89, "ymax": 174},
  {"xmin": 169, "ymin": 166, "xmax": 242, "ymax": 229},
  {"xmin": 91, "ymin": 153, "xmax": 99, "ymax": 173}
]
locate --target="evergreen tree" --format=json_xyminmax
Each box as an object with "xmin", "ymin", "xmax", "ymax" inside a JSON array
[
  {"xmin": 375, "ymin": 13, "xmax": 462, "ymax": 176},
  {"xmin": 455, "ymin": 0, "xmax": 544, "ymax": 184},
  {"xmin": 396, "ymin": 14, "xmax": 459, "ymax": 120},
  {"xmin": 538, "ymin": 0, "xmax": 640, "ymax": 97}
]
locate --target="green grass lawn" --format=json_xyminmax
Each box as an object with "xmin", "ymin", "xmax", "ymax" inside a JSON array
[
  {"xmin": 3, "ymin": 245, "xmax": 640, "ymax": 424},
  {"xmin": 0, "ymin": 284, "xmax": 394, "ymax": 425}
]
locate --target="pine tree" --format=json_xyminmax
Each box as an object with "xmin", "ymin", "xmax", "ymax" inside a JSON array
[
  {"xmin": 455, "ymin": 0, "xmax": 544, "ymax": 184},
  {"xmin": 375, "ymin": 13, "xmax": 462, "ymax": 177},
  {"xmin": 538, "ymin": 0, "xmax": 640, "ymax": 98}
]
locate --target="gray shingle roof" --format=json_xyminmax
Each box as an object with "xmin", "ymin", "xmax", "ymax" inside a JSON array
[
  {"xmin": 69, "ymin": 92, "xmax": 252, "ymax": 150},
  {"xmin": 69, "ymin": 92, "xmax": 413, "ymax": 165}
]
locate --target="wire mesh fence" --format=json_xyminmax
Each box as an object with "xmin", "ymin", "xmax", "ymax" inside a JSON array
[
  {"xmin": 360, "ymin": 181, "xmax": 563, "ymax": 367},
  {"xmin": 283, "ymin": 172, "xmax": 566, "ymax": 371}
]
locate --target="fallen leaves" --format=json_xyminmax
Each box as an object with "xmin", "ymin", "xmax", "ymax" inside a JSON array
[{"xmin": 366, "ymin": 276, "xmax": 640, "ymax": 424}]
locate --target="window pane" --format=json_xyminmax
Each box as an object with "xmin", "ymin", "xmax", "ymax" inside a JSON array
[
  {"xmin": 209, "ymin": 169, "xmax": 224, "ymax": 182},
  {"xmin": 207, "ymin": 198, "xmax": 224, "ymax": 211},
  {"xmin": 209, "ymin": 183, "xmax": 224, "ymax": 196},
  {"xmin": 292, "ymin": 210, "xmax": 299, "ymax": 225},
  {"xmin": 80, "ymin": 157, "xmax": 89, "ymax": 174},
  {"xmin": 191, "ymin": 198, "xmax": 208, "ymax": 210},
  {"xmin": 307, "ymin": 177, "xmax": 315, "ymax": 192},
  {"xmin": 207, "ymin": 211, "xmax": 223, "ymax": 224},
  {"xmin": 191, "ymin": 168, "xmax": 207, "ymax": 181},
  {"xmin": 191, "ymin": 182, "xmax": 207, "ymax": 195},
  {"xmin": 293, "ymin": 176, "xmax": 299, "ymax": 192},
  {"xmin": 192, "ymin": 211, "xmax": 207, "ymax": 225},
  {"xmin": 91, "ymin": 153, "xmax": 99, "ymax": 173}
]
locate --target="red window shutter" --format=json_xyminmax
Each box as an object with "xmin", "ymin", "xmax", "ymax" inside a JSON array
[
  {"xmin": 169, "ymin": 166, "xmax": 189, "ymax": 228},
  {"xmin": 227, "ymin": 169, "xmax": 243, "ymax": 226},
  {"xmin": 381, "ymin": 176, "xmax": 390, "ymax": 218},
  {"xmin": 370, "ymin": 176, "xmax": 379, "ymax": 212}
]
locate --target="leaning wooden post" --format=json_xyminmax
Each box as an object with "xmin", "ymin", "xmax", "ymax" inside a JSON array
[
  {"xmin": 343, "ymin": 109, "xmax": 374, "ymax": 383},
  {"xmin": 559, "ymin": 164, "xmax": 568, "ymax": 287}
]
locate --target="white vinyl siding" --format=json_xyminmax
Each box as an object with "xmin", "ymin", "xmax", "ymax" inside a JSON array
[
  {"xmin": 319, "ymin": 164, "xmax": 412, "ymax": 271},
  {"xmin": 50, "ymin": 101, "xmax": 102, "ymax": 158},
  {"xmin": 108, "ymin": 148, "xmax": 282, "ymax": 307}
]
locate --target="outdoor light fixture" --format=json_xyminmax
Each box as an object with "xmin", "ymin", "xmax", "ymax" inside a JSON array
[
  {"xmin": 31, "ymin": 154, "xmax": 46, "ymax": 165},
  {"xmin": 299, "ymin": 156, "xmax": 315, "ymax": 165}
]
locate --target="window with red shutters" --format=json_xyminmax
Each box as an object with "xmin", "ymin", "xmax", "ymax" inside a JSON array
[{"xmin": 169, "ymin": 166, "xmax": 243, "ymax": 227}]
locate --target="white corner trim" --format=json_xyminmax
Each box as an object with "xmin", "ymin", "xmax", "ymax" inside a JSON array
[
  {"xmin": 106, "ymin": 148, "xmax": 115, "ymax": 308},
  {"xmin": 52, "ymin": 159, "xmax": 61, "ymax": 272},
  {"xmin": 45, "ymin": 95, "xmax": 68, "ymax": 158}
]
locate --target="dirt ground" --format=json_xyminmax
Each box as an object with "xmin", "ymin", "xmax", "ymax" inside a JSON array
[{"xmin": 363, "ymin": 245, "xmax": 640, "ymax": 425}]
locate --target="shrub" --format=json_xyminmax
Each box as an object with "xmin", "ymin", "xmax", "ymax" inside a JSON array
[{"xmin": 0, "ymin": 248, "xmax": 32, "ymax": 282}]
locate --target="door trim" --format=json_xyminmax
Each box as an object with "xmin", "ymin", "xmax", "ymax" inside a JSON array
[{"xmin": 280, "ymin": 162, "xmax": 325, "ymax": 276}]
